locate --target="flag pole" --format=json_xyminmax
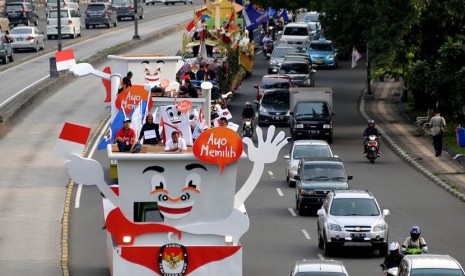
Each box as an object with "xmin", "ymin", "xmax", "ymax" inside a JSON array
[{"xmin": 366, "ymin": 43, "xmax": 372, "ymax": 95}]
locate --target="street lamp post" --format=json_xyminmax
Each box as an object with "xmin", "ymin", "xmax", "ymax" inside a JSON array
[
  {"xmin": 366, "ymin": 44, "xmax": 372, "ymax": 94},
  {"xmin": 133, "ymin": 0, "xmax": 140, "ymax": 40},
  {"xmin": 57, "ymin": 0, "xmax": 62, "ymax": 51}
]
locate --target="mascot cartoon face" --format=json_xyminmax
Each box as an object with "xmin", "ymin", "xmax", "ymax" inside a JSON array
[
  {"xmin": 142, "ymin": 60, "xmax": 164, "ymax": 86},
  {"xmin": 144, "ymin": 163, "xmax": 206, "ymax": 219},
  {"xmin": 160, "ymin": 105, "xmax": 193, "ymax": 145}
]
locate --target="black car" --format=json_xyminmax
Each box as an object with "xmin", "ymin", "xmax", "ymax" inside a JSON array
[
  {"xmin": 111, "ymin": 0, "xmax": 144, "ymax": 21},
  {"xmin": 256, "ymin": 89, "xmax": 290, "ymax": 126},
  {"xmin": 278, "ymin": 60, "xmax": 314, "ymax": 87},
  {"xmin": 85, "ymin": 3, "xmax": 118, "ymax": 29},
  {"xmin": 5, "ymin": 2, "xmax": 38, "ymax": 27}
]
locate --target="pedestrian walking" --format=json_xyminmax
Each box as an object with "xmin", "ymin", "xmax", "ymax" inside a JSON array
[{"xmin": 429, "ymin": 110, "xmax": 446, "ymax": 157}]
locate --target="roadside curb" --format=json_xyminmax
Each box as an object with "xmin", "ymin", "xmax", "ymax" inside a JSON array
[{"xmin": 360, "ymin": 83, "xmax": 465, "ymax": 203}]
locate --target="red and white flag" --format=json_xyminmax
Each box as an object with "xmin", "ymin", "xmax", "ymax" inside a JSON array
[
  {"xmin": 55, "ymin": 49, "xmax": 76, "ymax": 71},
  {"xmin": 54, "ymin": 122, "xmax": 91, "ymax": 159},
  {"xmin": 351, "ymin": 47, "xmax": 362, "ymax": 69}
]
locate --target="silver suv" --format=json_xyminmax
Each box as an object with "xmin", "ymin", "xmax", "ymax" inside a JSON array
[{"xmin": 317, "ymin": 190, "xmax": 390, "ymax": 257}]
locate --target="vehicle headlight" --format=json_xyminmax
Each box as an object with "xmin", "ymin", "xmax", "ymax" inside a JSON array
[
  {"xmin": 259, "ymin": 106, "xmax": 268, "ymax": 114},
  {"xmin": 327, "ymin": 55, "xmax": 334, "ymax": 60},
  {"xmin": 374, "ymin": 223, "xmax": 387, "ymax": 231},
  {"xmin": 300, "ymin": 189, "xmax": 314, "ymax": 195},
  {"xmin": 295, "ymin": 124, "xmax": 304, "ymax": 129},
  {"xmin": 329, "ymin": 223, "xmax": 341, "ymax": 231},
  {"xmin": 322, "ymin": 124, "xmax": 332, "ymax": 129}
]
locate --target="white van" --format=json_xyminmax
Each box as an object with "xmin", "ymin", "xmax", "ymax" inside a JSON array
[
  {"xmin": 46, "ymin": 8, "xmax": 81, "ymax": 39},
  {"xmin": 280, "ymin": 23, "xmax": 312, "ymax": 45}
]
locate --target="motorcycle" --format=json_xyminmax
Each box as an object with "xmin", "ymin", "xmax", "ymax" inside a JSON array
[
  {"xmin": 242, "ymin": 118, "xmax": 254, "ymax": 138},
  {"xmin": 364, "ymin": 134, "xmax": 380, "ymax": 163},
  {"xmin": 263, "ymin": 41, "xmax": 274, "ymax": 59},
  {"xmin": 211, "ymin": 91, "xmax": 233, "ymax": 110}
]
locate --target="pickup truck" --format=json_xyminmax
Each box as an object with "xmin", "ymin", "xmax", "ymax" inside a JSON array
[{"xmin": 289, "ymin": 87, "xmax": 334, "ymax": 143}]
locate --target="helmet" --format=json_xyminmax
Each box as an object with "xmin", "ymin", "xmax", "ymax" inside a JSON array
[
  {"xmin": 245, "ymin": 102, "xmax": 252, "ymax": 107},
  {"xmin": 368, "ymin": 119, "xmax": 375, "ymax": 127},
  {"xmin": 410, "ymin": 226, "xmax": 421, "ymax": 240},
  {"xmin": 389, "ymin": 242, "xmax": 400, "ymax": 252}
]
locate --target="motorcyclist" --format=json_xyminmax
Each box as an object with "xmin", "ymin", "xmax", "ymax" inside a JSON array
[
  {"xmin": 262, "ymin": 33, "xmax": 273, "ymax": 45},
  {"xmin": 241, "ymin": 102, "xmax": 255, "ymax": 134},
  {"xmin": 381, "ymin": 242, "xmax": 404, "ymax": 271},
  {"xmin": 401, "ymin": 226, "xmax": 428, "ymax": 254},
  {"xmin": 363, "ymin": 119, "xmax": 381, "ymax": 156}
]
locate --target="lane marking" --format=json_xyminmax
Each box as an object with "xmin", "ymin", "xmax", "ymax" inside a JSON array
[
  {"xmin": 276, "ymin": 188, "xmax": 284, "ymax": 197},
  {"xmin": 288, "ymin": 208, "xmax": 297, "ymax": 217},
  {"xmin": 0, "ymin": 75, "xmax": 48, "ymax": 109},
  {"xmin": 74, "ymin": 116, "xmax": 110, "ymax": 209},
  {"xmin": 302, "ymin": 229, "xmax": 311, "ymax": 240},
  {"xmin": 317, "ymin": 254, "xmax": 325, "ymax": 260}
]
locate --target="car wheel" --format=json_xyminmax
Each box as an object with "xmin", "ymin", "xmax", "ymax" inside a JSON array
[
  {"xmin": 323, "ymin": 238, "xmax": 334, "ymax": 257},
  {"xmin": 151, "ymin": 2, "xmax": 154, "ymax": 4},
  {"xmin": 318, "ymin": 226, "xmax": 324, "ymax": 249},
  {"xmin": 295, "ymin": 199, "xmax": 299, "ymax": 210},
  {"xmin": 298, "ymin": 203, "xmax": 305, "ymax": 216},
  {"xmin": 164, "ymin": 2, "xmax": 168, "ymax": 5}
]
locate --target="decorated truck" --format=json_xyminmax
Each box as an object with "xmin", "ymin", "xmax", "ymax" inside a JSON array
[
  {"xmin": 178, "ymin": 0, "xmax": 254, "ymax": 94},
  {"xmin": 54, "ymin": 50, "xmax": 287, "ymax": 275}
]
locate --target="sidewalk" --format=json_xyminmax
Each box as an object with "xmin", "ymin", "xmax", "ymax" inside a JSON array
[{"xmin": 362, "ymin": 79, "xmax": 465, "ymax": 202}]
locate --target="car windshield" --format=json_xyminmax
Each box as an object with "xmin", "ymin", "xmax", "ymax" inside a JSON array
[
  {"xmin": 330, "ymin": 198, "xmax": 380, "ymax": 216},
  {"xmin": 295, "ymin": 102, "xmax": 330, "ymax": 118},
  {"xmin": 11, "ymin": 28, "xmax": 33, "ymax": 34},
  {"xmin": 261, "ymin": 92, "xmax": 289, "ymax": 106},
  {"xmin": 279, "ymin": 63, "xmax": 309, "ymax": 74},
  {"xmin": 6, "ymin": 4, "xmax": 23, "ymax": 11},
  {"xmin": 411, "ymin": 269, "xmax": 464, "ymax": 276},
  {"xmin": 112, "ymin": 0, "xmax": 130, "ymax": 4},
  {"xmin": 293, "ymin": 145, "xmax": 331, "ymax": 159},
  {"xmin": 284, "ymin": 27, "xmax": 308, "ymax": 36},
  {"xmin": 48, "ymin": 10, "xmax": 69, "ymax": 18},
  {"xmin": 301, "ymin": 164, "xmax": 345, "ymax": 181},
  {"xmin": 87, "ymin": 4, "xmax": 105, "ymax": 11},
  {"xmin": 260, "ymin": 78, "xmax": 290, "ymax": 89},
  {"xmin": 272, "ymin": 47, "xmax": 302, "ymax": 59},
  {"xmin": 310, "ymin": 43, "xmax": 333, "ymax": 51},
  {"xmin": 295, "ymin": 272, "xmax": 346, "ymax": 276}
]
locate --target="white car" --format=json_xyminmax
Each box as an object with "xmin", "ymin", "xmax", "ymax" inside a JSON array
[
  {"xmin": 396, "ymin": 254, "xmax": 465, "ymax": 276},
  {"xmin": 289, "ymin": 259, "xmax": 349, "ymax": 276},
  {"xmin": 45, "ymin": 0, "xmax": 80, "ymax": 14},
  {"xmin": 280, "ymin": 22, "xmax": 312, "ymax": 45},
  {"xmin": 10, "ymin": 26, "xmax": 45, "ymax": 52},
  {"xmin": 46, "ymin": 8, "xmax": 82, "ymax": 39},
  {"xmin": 317, "ymin": 190, "xmax": 390, "ymax": 257},
  {"xmin": 284, "ymin": 139, "xmax": 335, "ymax": 187}
]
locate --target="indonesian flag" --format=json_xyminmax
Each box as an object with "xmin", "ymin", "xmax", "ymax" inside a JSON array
[
  {"xmin": 351, "ymin": 47, "xmax": 362, "ymax": 69},
  {"xmin": 55, "ymin": 49, "xmax": 76, "ymax": 71},
  {"xmin": 54, "ymin": 122, "xmax": 91, "ymax": 159},
  {"xmin": 186, "ymin": 10, "xmax": 203, "ymax": 32}
]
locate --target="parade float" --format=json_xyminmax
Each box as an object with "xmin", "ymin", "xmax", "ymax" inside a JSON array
[
  {"xmin": 53, "ymin": 49, "xmax": 287, "ymax": 276},
  {"xmin": 178, "ymin": 0, "xmax": 254, "ymax": 94}
]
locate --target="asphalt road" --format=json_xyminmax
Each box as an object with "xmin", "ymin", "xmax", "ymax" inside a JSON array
[
  {"xmin": 5, "ymin": 2, "xmax": 196, "ymax": 63},
  {"xmin": 1, "ymin": 15, "xmax": 465, "ymax": 276}
]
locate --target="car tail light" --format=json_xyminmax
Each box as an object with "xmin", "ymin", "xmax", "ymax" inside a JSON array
[{"xmin": 27, "ymin": 35, "xmax": 34, "ymax": 40}]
